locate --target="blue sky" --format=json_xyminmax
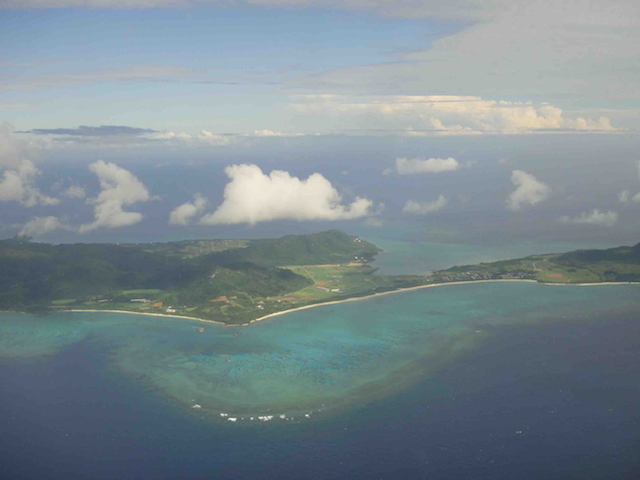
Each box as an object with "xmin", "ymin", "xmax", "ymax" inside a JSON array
[
  {"xmin": 1, "ymin": 6, "xmax": 453, "ymax": 132},
  {"xmin": 2, "ymin": 7, "xmax": 439, "ymax": 74},
  {"xmin": 3, "ymin": 1, "xmax": 638, "ymax": 134},
  {"xmin": 1, "ymin": 0, "xmax": 639, "ymax": 246}
]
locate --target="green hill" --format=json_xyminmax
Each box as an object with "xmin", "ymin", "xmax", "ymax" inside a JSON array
[
  {"xmin": 210, "ymin": 229, "xmax": 380, "ymax": 267},
  {"xmin": 555, "ymin": 244, "xmax": 640, "ymax": 266},
  {"xmin": 0, "ymin": 240, "xmax": 202, "ymax": 309},
  {"xmin": 0, "ymin": 230, "xmax": 376, "ymax": 318}
]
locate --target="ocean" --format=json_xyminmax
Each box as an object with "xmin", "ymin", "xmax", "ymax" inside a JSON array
[{"xmin": 1, "ymin": 280, "xmax": 639, "ymax": 480}]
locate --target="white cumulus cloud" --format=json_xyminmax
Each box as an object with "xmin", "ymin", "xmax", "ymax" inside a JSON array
[
  {"xmin": 403, "ymin": 195, "xmax": 447, "ymax": 214},
  {"xmin": 79, "ymin": 161, "xmax": 151, "ymax": 233},
  {"xmin": 0, "ymin": 159, "xmax": 60, "ymax": 207},
  {"xmin": 63, "ymin": 185, "xmax": 86, "ymax": 199},
  {"xmin": 169, "ymin": 193, "xmax": 208, "ymax": 225},
  {"xmin": 618, "ymin": 190, "xmax": 630, "ymax": 203},
  {"xmin": 19, "ymin": 216, "xmax": 66, "ymax": 237},
  {"xmin": 559, "ymin": 209, "xmax": 618, "ymax": 227},
  {"xmin": 619, "ymin": 189, "xmax": 640, "ymax": 203},
  {"xmin": 0, "ymin": 125, "xmax": 59, "ymax": 207},
  {"xmin": 506, "ymin": 170, "xmax": 550, "ymax": 211},
  {"xmin": 392, "ymin": 157, "xmax": 460, "ymax": 175},
  {"xmin": 199, "ymin": 164, "xmax": 372, "ymax": 225}
]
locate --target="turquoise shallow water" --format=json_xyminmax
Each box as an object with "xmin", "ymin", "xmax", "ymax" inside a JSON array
[{"xmin": 1, "ymin": 282, "xmax": 639, "ymax": 421}]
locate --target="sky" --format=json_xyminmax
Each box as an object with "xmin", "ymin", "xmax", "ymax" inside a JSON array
[{"xmin": 1, "ymin": 0, "xmax": 639, "ymax": 248}]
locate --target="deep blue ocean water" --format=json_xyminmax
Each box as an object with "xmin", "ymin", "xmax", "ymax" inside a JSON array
[{"xmin": 2, "ymin": 283, "xmax": 640, "ymax": 480}]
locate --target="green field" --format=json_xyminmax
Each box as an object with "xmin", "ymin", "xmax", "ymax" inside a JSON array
[
  {"xmin": 283, "ymin": 264, "xmax": 380, "ymax": 300},
  {"xmin": 122, "ymin": 289, "xmax": 164, "ymax": 296},
  {"xmin": 51, "ymin": 299, "xmax": 76, "ymax": 305}
]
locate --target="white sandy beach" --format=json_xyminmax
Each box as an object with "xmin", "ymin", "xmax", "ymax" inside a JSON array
[
  {"xmin": 67, "ymin": 309, "xmax": 228, "ymax": 326},
  {"xmin": 248, "ymin": 279, "xmax": 540, "ymax": 325}
]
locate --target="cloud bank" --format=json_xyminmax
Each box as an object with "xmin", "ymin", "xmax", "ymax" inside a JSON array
[
  {"xmin": 403, "ymin": 195, "xmax": 447, "ymax": 214},
  {"xmin": 250, "ymin": 130, "xmax": 305, "ymax": 138},
  {"xmin": 292, "ymin": 95, "xmax": 617, "ymax": 135},
  {"xmin": 79, "ymin": 161, "xmax": 151, "ymax": 233},
  {"xmin": 0, "ymin": 0, "xmax": 482, "ymax": 18},
  {"xmin": 393, "ymin": 157, "xmax": 460, "ymax": 175},
  {"xmin": 169, "ymin": 193, "xmax": 208, "ymax": 225},
  {"xmin": 147, "ymin": 130, "xmax": 232, "ymax": 147},
  {"xmin": 506, "ymin": 170, "xmax": 550, "ymax": 211},
  {"xmin": 199, "ymin": 164, "xmax": 372, "ymax": 225},
  {"xmin": 289, "ymin": 1, "xmax": 640, "ymax": 109},
  {"xmin": 559, "ymin": 209, "xmax": 618, "ymax": 227}
]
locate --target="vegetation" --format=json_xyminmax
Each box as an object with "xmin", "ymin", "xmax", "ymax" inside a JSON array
[
  {"xmin": 0, "ymin": 230, "xmax": 380, "ymax": 324},
  {"xmin": 1, "ymin": 233, "xmax": 637, "ymax": 325},
  {"xmin": 431, "ymin": 242, "xmax": 640, "ymax": 284},
  {"xmin": 124, "ymin": 239, "xmax": 249, "ymax": 258},
  {"xmin": 211, "ymin": 229, "xmax": 380, "ymax": 267}
]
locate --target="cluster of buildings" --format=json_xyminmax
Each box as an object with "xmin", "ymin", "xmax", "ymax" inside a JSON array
[
  {"xmin": 315, "ymin": 285, "xmax": 341, "ymax": 293},
  {"xmin": 433, "ymin": 270, "xmax": 532, "ymax": 283}
]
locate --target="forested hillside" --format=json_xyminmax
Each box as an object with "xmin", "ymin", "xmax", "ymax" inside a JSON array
[{"xmin": 0, "ymin": 230, "xmax": 374, "ymax": 315}]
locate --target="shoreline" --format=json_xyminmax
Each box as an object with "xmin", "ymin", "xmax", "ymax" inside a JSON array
[
  {"xmin": 8, "ymin": 279, "xmax": 636, "ymax": 327},
  {"xmin": 243, "ymin": 278, "xmax": 640, "ymax": 325},
  {"xmin": 248, "ymin": 279, "xmax": 539, "ymax": 325},
  {"xmin": 248, "ymin": 279, "xmax": 639, "ymax": 324},
  {"xmin": 65, "ymin": 309, "xmax": 228, "ymax": 326},
  {"xmin": 539, "ymin": 281, "xmax": 640, "ymax": 287}
]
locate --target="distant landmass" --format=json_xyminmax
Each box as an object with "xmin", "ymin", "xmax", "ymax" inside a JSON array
[
  {"xmin": 1, "ymin": 231, "xmax": 638, "ymax": 324},
  {"xmin": 434, "ymin": 242, "xmax": 640, "ymax": 284}
]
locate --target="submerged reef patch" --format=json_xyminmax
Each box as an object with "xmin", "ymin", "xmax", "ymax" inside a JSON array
[{"xmin": 1, "ymin": 283, "xmax": 639, "ymax": 419}]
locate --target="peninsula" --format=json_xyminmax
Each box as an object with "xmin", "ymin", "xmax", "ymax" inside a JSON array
[{"xmin": 1, "ymin": 231, "xmax": 638, "ymax": 325}]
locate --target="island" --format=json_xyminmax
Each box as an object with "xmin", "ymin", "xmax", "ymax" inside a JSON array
[{"xmin": 1, "ymin": 230, "xmax": 639, "ymax": 325}]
